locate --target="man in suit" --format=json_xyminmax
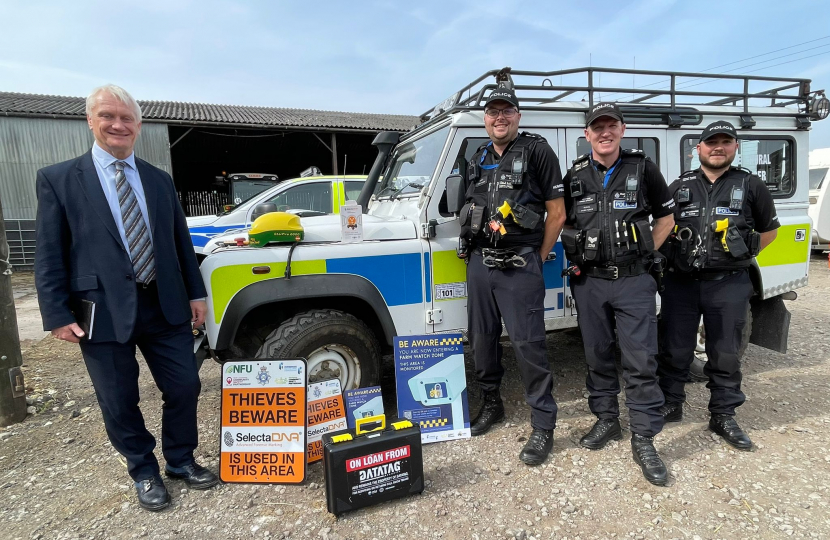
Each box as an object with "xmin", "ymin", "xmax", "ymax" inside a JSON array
[{"xmin": 35, "ymin": 84, "xmax": 218, "ymax": 511}]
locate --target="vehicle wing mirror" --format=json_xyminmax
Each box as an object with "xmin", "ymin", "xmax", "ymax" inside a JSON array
[
  {"xmin": 445, "ymin": 174, "xmax": 465, "ymax": 214},
  {"xmin": 251, "ymin": 202, "xmax": 278, "ymax": 223}
]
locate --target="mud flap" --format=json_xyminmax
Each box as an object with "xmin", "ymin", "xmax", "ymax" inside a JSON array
[
  {"xmin": 749, "ymin": 296, "xmax": 790, "ymax": 354},
  {"xmin": 194, "ymin": 329, "xmax": 209, "ymax": 369}
]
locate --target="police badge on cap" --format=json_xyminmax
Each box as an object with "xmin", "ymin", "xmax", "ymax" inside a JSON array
[
  {"xmin": 485, "ymin": 88, "xmax": 520, "ymax": 110},
  {"xmin": 699, "ymin": 121, "xmax": 738, "ymax": 142}
]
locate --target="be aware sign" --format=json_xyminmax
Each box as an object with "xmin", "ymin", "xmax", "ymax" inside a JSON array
[
  {"xmin": 306, "ymin": 379, "xmax": 347, "ymax": 463},
  {"xmin": 220, "ymin": 359, "xmax": 307, "ymax": 484}
]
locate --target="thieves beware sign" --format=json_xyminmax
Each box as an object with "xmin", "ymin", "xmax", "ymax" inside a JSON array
[
  {"xmin": 220, "ymin": 359, "xmax": 307, "ymax": 484},
  {"xmin": 306, "ymin": 379, "xmax": 347, "ymax": 464}
]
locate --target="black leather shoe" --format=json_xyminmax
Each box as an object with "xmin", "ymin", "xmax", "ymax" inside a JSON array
[
  {"xmin": 579, "ymin": 418, "xmax": 623, "ymax": 449},
  {"xmin": 660, "ymin": 402, "xmax": 683, "ymax": 423},
  {"xmin": 519, "ymin": 428, "xmax": 554, "ymax": 466},
  {"xmin": 631, "ymin": 434, "xmax": 668, "ymax": 486},
  {"xmin": 135, "ymin": 477, "xmax": 171, "ymax": 511},
  {"xmin": 709, "ymin": 414, "xmax": 752, "ymax": 450},
  {"xmin": 470, "ymin": 390, "xmax": 505, "ymax": 436},
  {"xmin": 165, "ymin": 463, "xmax": 220, "ymax": 490}
]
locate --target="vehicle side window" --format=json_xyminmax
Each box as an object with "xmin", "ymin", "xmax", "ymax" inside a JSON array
[
  {"xmin": 438, "ymin": 137, "xmax": 490, "ymax": 217},
  {"xmin": 452, "ymin": 137, "xmax": 491, "ymax": 178},
  {"xmin": 264, "ymin": 182, "xmax": 333, "ymax": 213},
  {"xmin": 681, "ymin": 137, "xmax": 795, "ymax": 198},
  {"xmin": 344, "ymin": 181, "xmax": 364, "ymax": 201},
  {"xmin": 577, "ymin": 137, "xmax": 660, "ymax": 165}
]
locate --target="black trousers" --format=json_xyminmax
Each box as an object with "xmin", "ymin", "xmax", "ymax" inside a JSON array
[
  {"xmin": 570, "ymin": 273, "xmax": 664, "ymax": 437},
  {"xmin": 467, "ymin": 249, "xmax": 557, "ymax": 430},
  {"xmin": 657, "ymin": 269, "xmax": 752, "ymax": 415},
  {"xmin": 79, "ymin": 283, "xmax": 201, "ymax": 482}
]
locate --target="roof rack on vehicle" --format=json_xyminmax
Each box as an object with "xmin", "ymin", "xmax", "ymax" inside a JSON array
[{"xmin": 419, "ymin": 67, "xmax": 829, "ymax": 130}]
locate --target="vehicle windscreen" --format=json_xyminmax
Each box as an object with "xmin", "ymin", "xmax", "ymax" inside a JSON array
[
  {"xmin": 377, "ymin": 126, "xmax": 450, "ymax": 198},
  {"xmin": 218, "ymin": 184, "xmax": 282, "ymax": 216},
  {"xmin": 231, "ymin": 180, "xmax": 280, "ymax": 205},
  {"xmin": 810, "ymin": 168, "xmax": 828, "ymax": 190}
]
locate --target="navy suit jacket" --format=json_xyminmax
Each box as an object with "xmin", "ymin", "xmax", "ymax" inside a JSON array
[{"xmin": 35, "ymin": 150, "xmax": 207, "ymax": 343}]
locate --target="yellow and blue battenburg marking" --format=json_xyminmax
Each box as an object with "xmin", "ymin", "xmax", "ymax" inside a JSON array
[
  {"xmin": 419, "ymin": 418, "xmax": 448, "ymax": 428},
  {"xmin": 439, "ymin": 337, "xmax": 463, "ymax": 345}
]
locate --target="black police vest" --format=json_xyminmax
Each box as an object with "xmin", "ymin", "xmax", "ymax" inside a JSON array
[
  {"xmin": 667, "ymin": 167, "xmax": 755, "ymax": 271},
  {"xmin": 465, "ymin": 132, "xmax": 547, "ymax": 247},
  {"xmin": 566, "ymin": 149, "xmax": 652, "ymax": 266}
]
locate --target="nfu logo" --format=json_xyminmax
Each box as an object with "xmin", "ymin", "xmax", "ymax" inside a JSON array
[{"xmin": 226, "ymin": 365, "xmax": 252, "ymax": 374}]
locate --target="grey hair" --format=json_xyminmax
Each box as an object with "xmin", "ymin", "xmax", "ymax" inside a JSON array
[{"xmin": 85, "ymin": 84, "xmax": 142, "ymax": 122}]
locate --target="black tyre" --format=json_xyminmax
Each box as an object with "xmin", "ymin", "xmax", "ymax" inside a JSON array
[
  {"xmin": 255, "ymin": 309, "xmax": 381, "ymax": 390},
  {"xmin": 689, "ymin": 309, "xmax": 752, "ymax": 382}
]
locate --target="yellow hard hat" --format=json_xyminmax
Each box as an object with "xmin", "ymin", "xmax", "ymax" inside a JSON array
[{"xmin": 248, "ymin": 212, "xmax": 304, "ymax": 247}]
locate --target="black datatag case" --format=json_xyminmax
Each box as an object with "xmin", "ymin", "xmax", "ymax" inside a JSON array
[{"xmin": 322, "ymin": 416, "xmax": 424, "ymax": 515}]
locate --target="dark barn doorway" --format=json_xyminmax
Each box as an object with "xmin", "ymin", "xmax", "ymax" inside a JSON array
[{"xmin": 168, "ymin": 126, "xmax": 377, "ymax": 215}]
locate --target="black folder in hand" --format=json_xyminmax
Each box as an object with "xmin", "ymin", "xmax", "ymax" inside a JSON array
[{"xmin": 71, "ymin": 299, "xmax": 96, "ymax": 340}]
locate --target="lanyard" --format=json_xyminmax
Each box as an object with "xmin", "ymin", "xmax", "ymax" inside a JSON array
[{"xmin": 480, "ymin": 142, "xmax": 498, "ymax": 170}]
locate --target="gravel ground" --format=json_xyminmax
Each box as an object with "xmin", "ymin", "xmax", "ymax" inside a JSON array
[{"xmin": 2, "ymin": 256, "xmax": 830, "ymax": 540}]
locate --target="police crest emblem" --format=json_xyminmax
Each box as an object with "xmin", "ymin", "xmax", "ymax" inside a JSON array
[{"xmin": 256, "ymin": 366, "xmax": 271, "ymax": 385}]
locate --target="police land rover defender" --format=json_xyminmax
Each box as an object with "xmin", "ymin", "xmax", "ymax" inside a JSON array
[{"xmin": 199, "ymin": 67, "xmax": 829, "ymax": 390}]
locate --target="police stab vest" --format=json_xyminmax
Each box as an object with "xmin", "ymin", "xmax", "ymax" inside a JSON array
[
  {"xmin": 463, "ymin": 132, "xmax": 547, "ymax": 247},
  {"xmin": 565, "ymin": 149, "xmax": 654, "ymax": 266},
  {"xmin": 665, "ymin": 167, "xmax": 760, "ymax": 271}
]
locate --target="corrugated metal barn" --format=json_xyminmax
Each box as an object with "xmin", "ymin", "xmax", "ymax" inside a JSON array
[{"xmin": 0, "ymin": 91, "xmax": 419, "ymax": 269}]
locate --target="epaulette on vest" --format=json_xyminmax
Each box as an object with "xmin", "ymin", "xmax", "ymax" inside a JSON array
[
  {"xmin": 571, "ymin": 154, "xmax": 590, "ymax": 172},
  {"xmin": 621, "ymin": 148, "xmax": 646, "ymax": 158},
  {"xmin": 571, "ymin": 153, "xmax": 590, "ymax": 171},
  {"xmin": 520, "ymin": 131, "xmax": 546, "ymax": 142},
  {"xmin": 677, "ymin": 170, "xmax": 697, "ymax": 182}
]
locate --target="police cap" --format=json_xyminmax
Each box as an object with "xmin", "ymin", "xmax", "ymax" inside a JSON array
[
  {"xmin": 585, "ymin": 102, "xmax": 624, "ymax": 127},
  {"xmin": 699, "ymin": 121, "xmax": 738, "ymax": 142},
  {"xmin": 485, "ymin": 88, "xmax": 520, "ymax": 110}
]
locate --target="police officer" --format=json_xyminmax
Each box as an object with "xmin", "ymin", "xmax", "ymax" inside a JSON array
[
  {"xmin": 562, "ymin": 103, "xmax": 675, "ymax": 486},
  {"xmin": 657, "ymin": 121, "xmax": 779, "ymax": 450},
  {"xmin": 460, "ymin": 86, "xmax": 566, "ymax": 466}
]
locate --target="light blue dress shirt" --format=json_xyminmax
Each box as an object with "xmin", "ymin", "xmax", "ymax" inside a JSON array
[
  {"xmin": 90, "ymin": 144, "xmax": 205, "ymax": 302},
  {"xmin": 91, "ymin": 142, "xmax": 154, "ymax": 257}
]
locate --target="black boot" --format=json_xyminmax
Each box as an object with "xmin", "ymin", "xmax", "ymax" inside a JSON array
[
  {"xmin": 135, "ymin": 477, "xmax": 171, "ymax": 512},
  {"xmin": 709, "ymin": 414, "xmax": 752, "ymax": 450},
  {"xmin": 659, "ymin": 402, "xmax": 683, "ymax": 423},
  {"xmin": 470, "ymin": 390, "xmax": 505, "ymax": 436},
  {"xmin": 519, "ymin": 428, "xmax": 553, "ymax": 466},
  {"xmin": 631, "ymin": 434, "xmax": 668, "ymax": 486},
  {"xmin": 579, "ymin": 418, "xmax": 622, "ymax": 449}
]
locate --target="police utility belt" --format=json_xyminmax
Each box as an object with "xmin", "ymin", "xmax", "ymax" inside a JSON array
[
  {"xmin": 473, "ymin": 246, "xmax": 536, "ymax": 270},
  {"xmin": 560, "ymin": 221, "xmax": 656, "ymax": 280},
  {"xmin": 667, "ymin": 170, "xmax": 761, "ymax": 273}
]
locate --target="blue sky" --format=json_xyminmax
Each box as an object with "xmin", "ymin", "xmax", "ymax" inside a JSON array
[{"xmin": 2, "ymin": 0, "xmax": 830, "ymax": 149}]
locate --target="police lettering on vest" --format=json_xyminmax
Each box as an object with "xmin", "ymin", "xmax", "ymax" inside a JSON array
[
  {"xmin": 663, "ymin": 167, "xmax": 761, "ymax": 272},
  {"xmin": 461, "ymin": 132, "xmax": 547, "ymax": 248},
  {"xmin": 562, "ymin": 148, "xmax": 656, "ymax": 266}
]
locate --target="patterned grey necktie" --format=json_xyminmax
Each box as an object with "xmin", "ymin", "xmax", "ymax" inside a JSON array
[{"xmin": 115, "ymin": 161, "xmax": 156, "ymax": 284}]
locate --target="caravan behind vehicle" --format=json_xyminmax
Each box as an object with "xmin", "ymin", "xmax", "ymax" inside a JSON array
[
  {"xmin": 809, "ymin": 147, "xmax": 830, "ymax": 250},
  {"xmin": 197, "ymin": 67, "xmax": 828, "ymax": 390}
]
